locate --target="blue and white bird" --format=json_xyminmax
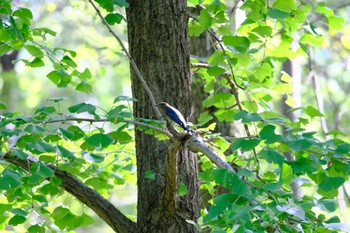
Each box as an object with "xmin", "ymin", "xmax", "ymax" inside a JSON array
[{"xmin": 157, "ymin": 102, "xmax": 189, "ymax": 132}]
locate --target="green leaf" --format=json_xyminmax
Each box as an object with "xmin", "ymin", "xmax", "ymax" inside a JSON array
[
  {"xmin": 85, "ymin": 177, "xmax": 111, "ymax": 191},
  {"xmin": 68, "ymin": 102, "xmax": 96, "ymax": 115},
  {"xmin": 258, "ymin": 149, "xmax": 285, "ymax": 165},
  {"xmin": 276, "ymin": 205, "xmax": 305, "ymax": 220},
  {"xmin": 288, "ymin": 139, "xmax": 313, "ymax": 151},
  {"xmin": 197, "ymin": 111, "xmax": 213, "ymax": 126},
  {"xmin": 0, "ymin": 173, "xmax": 23, "ymax": 191},
  {"xmin": 0, "ymin": 102, "xmax": 6, "ymax": 110},
  {"xmin": 8, "ymin": 215, "xmax": 26, "ymax": 226},
  {"xmin": 291, "ymin": 157, "xmax": 318, "ymax": 175},
  {"xmin": 304, "ymin": 106, "xmax": 323, "ymax": 118},
  {"xmin": 214, "ymin": 109, "xmax": 236, "ymax": 122},
  {"xmin": 222, "ymin": 36, "xmax": 250, "ymax": 53},
  {"xmin": 31, "ymin": 141, "xmax": 55, "ymax": 153},
  {"xmin": 39, "ymin": 163, "xmax": 54, "ymax": 177},
  {"xmin": 207, "ymin": 66, "xmax": 226, "ymax": 76},
  {"xmin": 231, "ymin": 138, "xmax": 261, "ymax": 152},
  {"xmin": 95, "ymin": 0, "xmax": 114, "ymax": 12},
  {"xmin": 233, "ymin": 110, "xmax": 263, "ymax": 123},
  {"xmin": 76, "ymin": 81, "xmax": 92, "ymax": 94},
  {"xmin": 105, "ymin": 13, "xmax": 123, "ymax": 25},
  {"xmin": 13, "ymin": 7, "xmax": 33, "ymax": 24},
  {"xmin": 24, "ymin": 45, "xmax": 44, "ymax": 58},
  {"xmin": 1, "ymin": 128, "xmax": 22, "ymax": 137},
  {"xmin": 33, "ymin": 27, "xmax": 57, "ymax": 37},
  {"xmin": 114, "ymin": 96, "xmax": 138, "ymax": 103},
  {"xmin": 319, "ymin": 177, "xmax": 345, "ymax": 192},
  {"xmin": 89, "ymin": 153, "xmax": 105, "ymax": 163},
  {"xmin": 109, "ymin": 131, "xmax": 132, "ymax": 144},
  {"xmin": 272, "ymin": 0, "xmax": 297, "ymax": 11},
  {"xmin": 315, "ymin": 5, "xmax": 334, "ymax": 17},
  {"xmin": 144, "ymin": 170, "xmax": 156, "ymax": 180},
  {"xmin": 0, "ymin": 44, "xmax": 13, "ymax": 56},
  {"xmin": 317, "ymin": 199, "xmax": 337, "ymax": 212},
  {"xmin": 56, "ymin": 145, "xmax": 75, "ymax": 159},
  {"xmin": 259, "ymin": 125, "xmax": 282, "ymax": 144},
  {"xmin": 107, "ymin": 105, "xmax": 127, "ymax": 122},
  {"xmin": 47, "ymin": 70, "xmax": 71, "ymax": 87},
  {"xmin": 207, "ymin": 51, "xmax": 225, "ymax": 66},
  {"xmin": 252, "ymin": 26, "xmax": 272, "ymax": 37},
  {"xmin": 29, "ymin": 58, "xmax": 45, "ymax": 67},
  {"xmin": 28, "ymin": 224, "xmax": 46, "ymax": 233},
  {"xmin": 328, "ymin": 16, "xmax": 345, "ymax": 31},
  {"xmin": 212, "ymin": 168, "xmax": 251, "ymax": 195},
  {"xmin": 300, "ymin": 33, "xmax": 324, "ymax": 47},
  {"xmin": 47, "ymin": 97, "xmax": 65, "ymax": 102},
  {"xmin": 263, "ymin": 182, "xmax": 282, "ymax": 192},
  {"xmin": 268, "ymin": 8, "xmax": 290, "ymax": 19},
  {"xmin": 11, "ymin": 148, "xmax": 28, "ymax": 160},
  {"xmin": 86, "ymin": 133, "xmax": 114, "ymax": 149},
  {"xmin": 80, "ymin": 68, "xmax": 92, "ymax": 80},
  {"xmin": 58, "ymin": 127, "xmax": 75, "ymax": 140},
  {"xmin": 61, "ymin": 55, "xmax": 77, "ymax": 68},
  {"xmin": 67, "ymin": 125, "xmax": 85, "ymax": 140},
  {"xmin": 24, "ymin": 125, "xmax": 46, "ymax": 134},
  {"xmin": 115, "ymin": 0, "xmax": 129, "ymax": 7},
  {"xmin": 178, "ymin": 182, "xmax": 188, "ymax": 196},
  {"xmin": 335, "ymin": 143, "xmax": 350, "ymax": 155}
]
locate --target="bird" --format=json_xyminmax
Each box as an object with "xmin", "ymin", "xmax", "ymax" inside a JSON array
[{"xmin": 156, "ymin": 102, "xmax": 189, "ymax": 132}]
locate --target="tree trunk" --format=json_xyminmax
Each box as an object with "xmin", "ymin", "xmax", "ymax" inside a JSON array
[
  {"xmin": 0, "ymin": 51, "xmax": 19, "ymax": 111},
  {"xmin": 126, "ymin": 1, "xmax": 199, "ymax": 232}
]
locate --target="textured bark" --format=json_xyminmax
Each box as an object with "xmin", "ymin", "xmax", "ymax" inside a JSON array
[
  {"xmin": 3, "ymin": 152, "xmax": 137, "ymax": 233},
  {"xmin": 126, "ymin": 1, "xmax": 199, "ymax": 232},
  {"xmin": 0, "ymin": 51, "xmax": 19, "ymax": 111}
]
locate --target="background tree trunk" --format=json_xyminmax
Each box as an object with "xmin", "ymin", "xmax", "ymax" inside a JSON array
[
  {"xmin": 126, "ymin": 1, "xmax": 199, "ymax": 232},
  {"xmin": 0, "ymin": 51, "xmax": 19, "ymax": 111}
]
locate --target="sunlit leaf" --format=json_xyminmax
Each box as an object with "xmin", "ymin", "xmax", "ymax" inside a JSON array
[
  {"xmin": 178, "ymin": 182, "xmax": 188, "ymax": 196},
  {"xmin": 86, "ymin": 133, "xmax": 114, "ymax": 149},
  {"xmin": 105, "ymin": 13, "xmax": 123, "ymax": 25}
]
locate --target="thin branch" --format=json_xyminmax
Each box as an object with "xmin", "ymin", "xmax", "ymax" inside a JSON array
[
  {"xmin": 230, "ymin": 0, "xmax": 243, "ymax": 13},
  {"xmin": 3, "ymin": 151, "xmax": 137, "ymax": 233},
  {"xmin": 126, "ymin": 120, "xmax": 173, "ymax": 138},
  {"xmin": 88, "ymin": 0, "xmax": 162, "ymax": 120},
  {"xmin": 39, "ymin": 117, "xmax": 173, "ymax": 138},
  {"xmin": 37, "ymin": 116, "xmax": 234, "ymax": 171},
  {"xmin": 186, "ymin": 134, "xmax": 235, "ymax": 172}
]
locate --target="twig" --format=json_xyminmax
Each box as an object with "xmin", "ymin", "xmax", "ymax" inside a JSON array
[
  {"xmin": 126, "ymin": 120, "xmax": 172, "ymax": 138},
  {"xmin": 230, "ymin": 0, "xmax": 242, "ymax": 13},
  {"xmin": 39, "ymin": 117, "xmax": 172, "ymax": 138},
  {"xmin": 88, "ymin": 0, "xmax": 162, "ymax": 120}
]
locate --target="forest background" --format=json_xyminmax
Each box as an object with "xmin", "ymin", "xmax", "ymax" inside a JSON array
[{"xmin": 1, "ymin": 0, "xmax": 350, "ymax": 232}]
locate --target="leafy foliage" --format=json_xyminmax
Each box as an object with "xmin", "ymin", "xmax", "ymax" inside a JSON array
[{"xmin": 0, "ymin": 0, "xmax": 349, "ymax": 232}]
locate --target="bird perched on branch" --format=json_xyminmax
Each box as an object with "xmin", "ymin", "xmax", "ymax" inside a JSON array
[{"xmin": 156, "ymin": 102, "xmax": 189, "ymax": 132}]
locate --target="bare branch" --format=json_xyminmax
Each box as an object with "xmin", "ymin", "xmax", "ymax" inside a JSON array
[
  {"xmin": 186, "ymin": 134, "xmax": 235, "ymax": 172},
  {"xmin": 3, "ymin": 151, "xmax": 137, "ymax": 233},
  {"xmin": 38, "ymin": 117, "xmax": 172, "ymax": 138},
  {"xmin": 88, "ymin": 0, "xmax": 162, "ymax": 120},
  {"xmin": 126, "ymin": 119, "xmax": 173, "ymax": 138}
]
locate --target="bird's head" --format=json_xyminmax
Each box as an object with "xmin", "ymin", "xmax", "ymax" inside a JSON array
[{"xmin": 156, "ymin": 102, "xmax": 170, "ymax": 109}]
